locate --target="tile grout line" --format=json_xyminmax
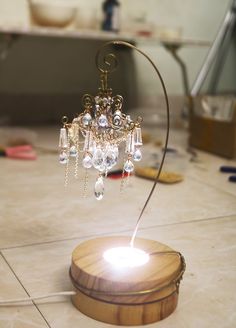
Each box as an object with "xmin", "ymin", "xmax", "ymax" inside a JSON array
[
  {"xmin": 1, "ymin": 213, "xmax": 236, "ymax": 252},
  {"xmin": 0, "ymin": 251, "xmax": 52, "ymax": 328}
]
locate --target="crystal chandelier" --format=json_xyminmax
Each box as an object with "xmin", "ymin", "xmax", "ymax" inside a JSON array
[{"xmin": 58, "ymin": 69, "xmax": 143, "ymax": 200}]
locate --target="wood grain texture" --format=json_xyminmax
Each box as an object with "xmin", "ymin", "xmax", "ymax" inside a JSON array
[{"xmin": 70, "ymin": 236, "xmax": 184, "ymax": 325}]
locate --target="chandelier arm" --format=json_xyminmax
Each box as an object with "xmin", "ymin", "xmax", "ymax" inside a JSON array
[{"xmin": 95, "ymin": 41, "xmax": 170, "ymax": 247}]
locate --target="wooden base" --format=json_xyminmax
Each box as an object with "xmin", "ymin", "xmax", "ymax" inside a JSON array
[{"xmin": 70, "ymin": 236, "xmax": 185, "ymax": 326}]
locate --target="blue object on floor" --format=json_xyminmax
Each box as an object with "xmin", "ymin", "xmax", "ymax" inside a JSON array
[
  {"xmin": 220, "ymin": 166, "xmax": 236, "ymax": 174},
  {"xmin": 229, "ymin": 175, "xmax": 236, "ymax": 183}
]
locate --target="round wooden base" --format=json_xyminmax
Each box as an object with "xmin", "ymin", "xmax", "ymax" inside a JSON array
[{"xmin": 70, "ymin": 236, "xmax": 185, "ymax": 326}]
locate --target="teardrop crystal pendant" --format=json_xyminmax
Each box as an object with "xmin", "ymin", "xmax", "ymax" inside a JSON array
[
  {"xmin": 94, "ymin": 176, "xmax": 104, "ymax": 200},
  {"xmin": 69, "ymin": 145, "xmax": 77, "ymax": 157},
  {"xmin": 133, "ymin": 148, "xmax": 142, "ymax": 161},
  {"xmin": 124, "ymin": 159, "xmax": 134, "ymax": 173},
  {"xmin": 59, "ymin": 128, "xmax": 68, "ymax": 149},
  {"xmin": 83, "ymin": 154, "xmax": 93, "ymax": 169},
  {"xmin": 92, "ymin": 148, "xmax": 104, "ymax": 170},
  {"xmin": 59, "ymin": 151, "xmax": 68, "ymax": 164},
  {"xmin": 104, "ymin": 148, "xmax": 117, "ymax": 170}
]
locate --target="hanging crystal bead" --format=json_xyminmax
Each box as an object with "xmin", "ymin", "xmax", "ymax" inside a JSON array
[
  {"xmin": 98, "ymin": 114, "xmax": 108, "ymax": 127},
  {"xmin": 92, "ymin": 148, "xmax": 104, "ymax": 170},
  {"xmin": 82, "ymin": 113, "xmax": 92, "ymax": 127},
  {"xmin": 94, "ymin": 176, "xmax": 104, "ymax": 200},
  {"xmin": 125, "ymin": 133, "xmax": 135, "ymax": 154},
  {"xmin": 104, "ymin": 148, "xmax": 117, "ymax": 170},
  {"xmin": 83, "ymin": 154, "xmax": 92, "ymax": 168},
  {"xmin": 134, "ymin": 127, "xmax": 143, "ymax": 146},
  {"xmin": 69, "ymin": 145, "xmax": 77, "ymax": 157},
  {"xmin": 124, "ymin": 159, "xmax": 134, "ymax": 173},
  {"xmin": 59, "ymin": 128, "xmax": 68, "ymax": 149},
  {"xmin": 83, "ymin": 131, "xmax": 93, "ymax": 152},
  {"xmin": 59, "ymin": 151, "xmax": 68, "ymax": 164},
  {"xmin": 133, "ymin": 148, "xmax": 142, "ymax": 161}
]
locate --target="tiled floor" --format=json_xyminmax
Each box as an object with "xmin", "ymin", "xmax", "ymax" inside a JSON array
[{"xmin": 0, "ymin": 126, "xmax": 236, "ymax": 328}]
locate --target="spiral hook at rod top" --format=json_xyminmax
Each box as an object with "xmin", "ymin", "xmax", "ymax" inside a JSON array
[{"xmin": 95, "ymin": 46, "xmax": 119, "ymax": 74}]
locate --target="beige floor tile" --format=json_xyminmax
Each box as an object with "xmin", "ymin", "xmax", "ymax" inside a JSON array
[
  {"xmin": 1, "ymin": 149, "xmax": 236, "ymax": 249},
  {"xmin": 2, "ymin": 216, "xmax": 236, "ymax": 328},
  {"xmin": 186, "ymin": 150, "xmax": 236, "ymax": 197},
  {"xmin": 0, "ymin": 254, "xmax": 49, "ymax": 328}
]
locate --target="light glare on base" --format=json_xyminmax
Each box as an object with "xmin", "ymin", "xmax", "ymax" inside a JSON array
[{"xmin": 103, "ymin": 247, "xmax": 149, "ymax": 268}]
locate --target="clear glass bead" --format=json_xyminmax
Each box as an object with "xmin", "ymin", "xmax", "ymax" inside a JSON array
[
  {"xmin": 69, "ymin": 145, "xmax": 77, "ymax": 157},
  {"xmin": 104, "ymin": 149, "xmax": 117, "ymax": 170},
  {"xmin": 83, "ymin": 154, "xmax": 92, "ymax": 168},
  {"xmin": 133, "ymin": 148, "xmax": 142, "ymax": 161},
  {"xmin": 92, "ymin": 148, "xmax": 104, "ymax": 170},
  {"xmin": 98, "ymin": 114, "xmax": 108, "ymax": 127},
  {"xmin": 94, "ymin": 176, "xmax": 104, "ymax": 200},
  {"xmin": 95, "ymin": 96, "xmax": 100, "ymax": 104},
  {"xmin": 125, "ymin": 133, "xmax": 135, "ymax": 154},
  {"xmin": 134, "ymin": 127, "xmax": 143, "ymax": 146},
  {"xmin": 82, "ymin": 113, "xmax": 92, "ymax": 126},
  {"xmin": 59, "ymin": 151, "xmax": 68, "ymax": 164},
  {"xmin": 124, "ymin": 159, "xmax": 134, "ymax": 173}
]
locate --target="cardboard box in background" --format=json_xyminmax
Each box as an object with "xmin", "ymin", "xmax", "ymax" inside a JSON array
[{"xmin": 189, "ymin": 96, "xmax": 236, "ymax": 159}]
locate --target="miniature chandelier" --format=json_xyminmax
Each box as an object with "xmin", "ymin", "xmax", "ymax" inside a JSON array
[{"xmin": 58, "ymin": 55, "xmax": 143, "ymax": 200}]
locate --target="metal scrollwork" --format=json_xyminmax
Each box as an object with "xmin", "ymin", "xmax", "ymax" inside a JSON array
[
  {"xmin": 82, "ymin": 94, "xmax": 94, "ymax": 110},
  {"xmin": 113, "ymin": 95, "xmax": 123, "ymax": 110}
]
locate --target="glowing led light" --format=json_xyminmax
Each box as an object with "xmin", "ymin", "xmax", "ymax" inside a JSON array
[{"xmin": 103, "ymin": 247, "xmax": 149, "ymax": 268}]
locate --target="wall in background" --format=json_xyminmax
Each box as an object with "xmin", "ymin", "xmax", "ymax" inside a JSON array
[{"xmin": 0, "ymin": 0, "xmax": 231, "ymax": 99}]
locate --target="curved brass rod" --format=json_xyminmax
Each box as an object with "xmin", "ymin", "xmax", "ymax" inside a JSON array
[{"xmin": 95, "ymin": 41, "xmax": 170, "ymax": 247}]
